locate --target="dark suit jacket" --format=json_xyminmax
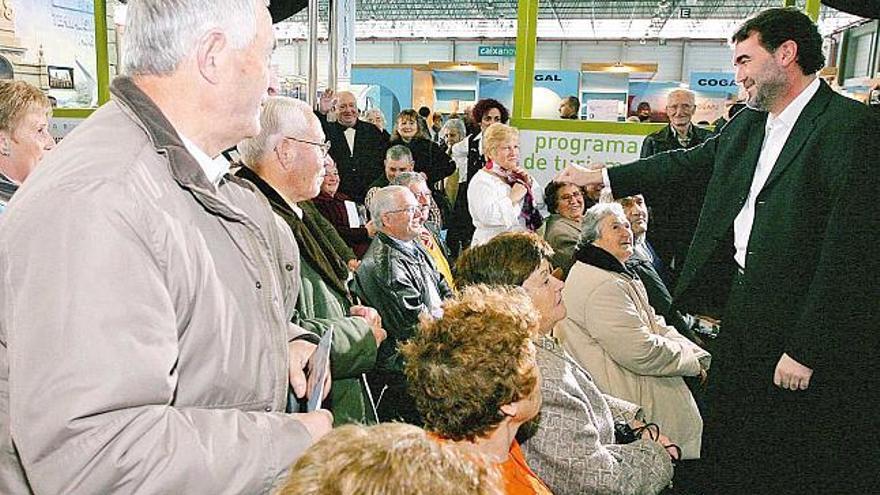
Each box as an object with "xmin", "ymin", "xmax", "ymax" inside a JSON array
[
  {"xmin": 610, "ymin": 79, "xmax": 878, "ymax": 493},
  {"xmin": 639, "ymin": 123, "xmax": 714, "ymax": 284},
  {"xmin": 318, "ymin": 114, "xmax": 389, "ymax": 203},
  {"xmin": 611, "ymin": 81, "xmax": 877, "ymax": 384},
  {"xmin": 625, "ymin": 241, "xmax": 701, "ymax": 344},
  {"xmin": 446, "ymin": 133, "xmax": 486, "ymax": 256}
]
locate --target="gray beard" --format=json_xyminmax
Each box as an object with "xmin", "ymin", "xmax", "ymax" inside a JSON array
[{"xmin": 748, "ymin": 74, "xmax": 788, "ymax": 112}]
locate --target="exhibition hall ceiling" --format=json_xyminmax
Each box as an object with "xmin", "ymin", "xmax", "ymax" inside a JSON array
[
  {"xmin": 276, "ymin": 0, "xmax": 862, "ymax": 39},
  {"xmin": 292, "ymin": 0, "xmax": 855, "ymax": 21},
  {"xmin": 360, "ymin": 0, "xmax": 812, "ymax": 20}
]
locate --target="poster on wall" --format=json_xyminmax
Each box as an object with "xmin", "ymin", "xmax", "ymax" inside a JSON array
[
  {"xmin": 584, "ymin": 99, "xmax": 622, "ymax": 121},
  {"xmin": 518, "ymin": 129, "xmax": 644, "ymax": 187},
  {"xmin": 627, "ymin": 81, "xmax": 681, "ymax": 122},
  {"xmin": 12, "ymin": 0, "xmax": 97, "ymax": 107}
]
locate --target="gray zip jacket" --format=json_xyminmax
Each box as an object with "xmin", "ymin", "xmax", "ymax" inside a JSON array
[{"xmin": 0, "ymin": 77, "xmax": 315, "ymax": 494}]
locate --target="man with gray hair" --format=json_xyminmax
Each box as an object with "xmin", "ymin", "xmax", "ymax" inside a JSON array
[
  {"xmin": 364, "ymin": 144, "xmax": 414, "ymax": 210},
  {"xmin": 235, "ymin": 96, "xmax": 387, "ymax": 425},
  {"xmin": 391, "ymin": 171, "xmax": 454, "ymax": 289},
  {"xmin": 0, "ymin": 1, "xmax": 331, "ymax": 493},
  {"xmin": 353, "ymin": 186, "xmax": 452, "ymax": 425},
  {"xmin": 317, "ymin": 90, "xmax": 388, "ymax": 203}
]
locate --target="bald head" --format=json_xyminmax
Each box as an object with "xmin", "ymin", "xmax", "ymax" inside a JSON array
[{"xmin": 336, "ymin": 91, "xmax": 359, "ymax": 127}]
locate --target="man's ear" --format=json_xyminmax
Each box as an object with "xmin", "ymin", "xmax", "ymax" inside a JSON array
[
  {"xmin": 500, "ymin": 402, "xmax": 517, "ymax": 418},
  {"xmin": 195, "ymin": 30, "xmax": 228, "ymax": 84},
  {"xmin": 276, "ymin": 138, "xmax": 296, "ymax": 170},
  {"xmin": 776, "ymin": 39, "xmax": 799, "ymax": 68}
]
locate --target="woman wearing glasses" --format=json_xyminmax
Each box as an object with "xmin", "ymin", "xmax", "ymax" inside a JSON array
[
  {"xmin": 542, "ymin": 181, "xmax": 593, "ymax": 278},
  {"xmin": 467, "ymin": 123, "xmax": 543, "ymax": 246}
]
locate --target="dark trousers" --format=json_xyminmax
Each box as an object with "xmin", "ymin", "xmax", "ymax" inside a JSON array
[
  {"xmin": 702, "ymin": 270, "xmax": 872, "ymax": 494},
  {"xmin": 367, "ymin": 371, "xmax": 423, "ymax": 426}
]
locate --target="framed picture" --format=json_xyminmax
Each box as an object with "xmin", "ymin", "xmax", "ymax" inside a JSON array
[{"xmin": 47, "ymin": 66, "xmax": 75, "ymax": 89}]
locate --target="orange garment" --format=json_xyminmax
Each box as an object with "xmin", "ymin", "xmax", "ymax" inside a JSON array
[
  {"xmin": 501, "ymin": 440, "xmax": 553, "ymax": 495},
  {"xmin": 428, "ymin": 434, "xmax": 551, "ymax": 495}
]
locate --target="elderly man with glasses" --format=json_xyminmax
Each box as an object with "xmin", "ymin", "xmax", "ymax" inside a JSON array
[
  {"xmin": 638, "ymin": 88, "xmax": 713, "ymax": 286},
  {"xmin": 353, "ymin": 185, "xmax": 453, "ymax": 425},
  {"xmin": 235, "ymin": 96, "xmax": 387, "ymax": 426}
]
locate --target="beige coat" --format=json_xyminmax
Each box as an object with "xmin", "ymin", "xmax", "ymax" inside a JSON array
[
  {"xmin": 558, "ymin": 257, "xmax": 710, "ymax": 459},
  {"xmin": 0, "ymin": 78, "xmax": 315, "ymax": 494}
]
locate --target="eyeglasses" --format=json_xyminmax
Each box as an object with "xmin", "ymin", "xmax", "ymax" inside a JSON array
[
  {"xmin": 285, "ymin": 136, "xmax": 331, "ymax": 157},
  {"xmin": 559, "ymin": 191, "xmax": 583, "ymax": 202},
  {"xmin": 386, "ymin": 205, "xmax": 421, "ymax": 217}
]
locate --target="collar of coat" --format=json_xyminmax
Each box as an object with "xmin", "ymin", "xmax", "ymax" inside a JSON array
[
  {"xmin": 234, "ymin": 166, "xmax": 351, "ymax": 297},
  {"xmin": 658, "ymin": 122, "xmax": 709, "ymax": 147},
  {"xmin": 108, "ymin": 77, "xmax": 262, "ymax": 219},
  {"xmin": 574, "ymin": 243, "xmax": 633, "ymax": 277}
]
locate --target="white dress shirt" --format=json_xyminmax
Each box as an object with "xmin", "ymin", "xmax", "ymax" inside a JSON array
[
  {"xmin": 451, "ymin": 133, "xmax": 482, "ymax": 183},
  {"xmin": 733, "ymin": 77, "xmax": 820, "ymax": 268},
  {"xmin": 603, "ymin": 77, "xmax": 821, "ymax": 270},
  {"xmin": 180, "ymin": 135, "xmax": 231, "ymax": 187},
  {"xmin": 343, "ymin": 127, "xmax": 356, "ymax": 156}
]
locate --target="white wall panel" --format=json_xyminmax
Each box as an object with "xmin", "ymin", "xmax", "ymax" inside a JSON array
[
  {"xmin": 682, "ymin": 41, "xmax": 735, "ymax": 76},
  {"xmin": 535, "ymin": 42, "xmax": 563, "ymax": 69},
  {"xmin": 400, "ymin": 42, "xmax": 452, "ymax": 64}
]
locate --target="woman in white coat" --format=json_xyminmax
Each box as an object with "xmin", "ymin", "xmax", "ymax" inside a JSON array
[
  {"xmin": 558, "ymin": 202, "xmax": 710, "ymax": 460},
  {"xmin": 467, "ymin": 123, "xmax": 543, "ymax": 246}
]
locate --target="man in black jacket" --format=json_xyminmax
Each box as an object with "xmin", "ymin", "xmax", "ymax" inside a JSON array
[
  {"xmin": 557, "ymin": 8, "xmax": 877, "ymax": 494},
  {"xmin": 353, "ymin": 186, "xmax": 453, "ymax": 424},
  {"xmin": 317, "ymin": 90, "xmax": 389, "ymax": 203},
  {"xmin": 640, "ymin": 88, "xmax": 714, "ymax": 285}
]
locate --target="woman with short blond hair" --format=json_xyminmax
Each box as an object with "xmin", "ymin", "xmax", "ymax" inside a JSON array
[
  {"xmin": 0, "ymin": 80, "xmax": 54, "ymax": 210},
  {"xmin": 467, "ymin": 123, "xmax": 543, "ymax": 246},
  {"xmin": 281, "ymin": 422, "xmax": 503, "ymax": 495}
]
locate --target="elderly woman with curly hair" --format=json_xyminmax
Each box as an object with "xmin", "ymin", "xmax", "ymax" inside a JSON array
[
  {"xmin": 559, "ymin": 203, "xmax": 710, "ymax": 461},
  {"xmin": 456, "ymin": 232, "xmax": 675, "ymax": 495},
  {"xmin": 402, "ymin": 286, "xmax": 551, "ymax": 495},
  {"xmin": 467, "ymin": 123, "xmax": 543, "ymax": 246}
]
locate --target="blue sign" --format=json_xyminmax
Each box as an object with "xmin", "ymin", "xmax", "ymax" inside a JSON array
[
  {"xmin": 532, "ymin": 70, "xmax": 580, "ymax": 99},
  {"xmin": 478, "ymin": 46, "xmax": 516, "ymax": 57},
  {"xmin": 689, "ymin": 72, "xmax": 738, "ymax": 94}
]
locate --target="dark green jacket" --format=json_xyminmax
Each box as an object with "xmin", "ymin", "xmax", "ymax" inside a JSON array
[{"xmin": 236, "ymin": 167, "xmax": 379, "ymax": 425}]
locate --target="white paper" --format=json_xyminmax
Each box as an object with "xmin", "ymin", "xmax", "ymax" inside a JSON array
[{"xmin": 344, "ymin": 200, "xmax": 361, "ymax": 228}]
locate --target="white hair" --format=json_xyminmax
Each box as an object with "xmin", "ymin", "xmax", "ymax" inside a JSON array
[
  {"xmin": 667, "ymin": 88, "xmax": 696, "ymax": 104},
  {"xmin": 363, "ymin": 108, "xmax": 385, "ymax": 125},
  {"xmin": 579, "ymin": 202, "xmax": 626, "ymax": 246},
  {"xmin": 370, "ymin": 186, "xmax": 409, "ymax": 229},
  {"xmin": 122, "ymin": 0, "xmax": 270, "ymax": 76},
  {"xmin": 237, "ymin": 96, "xmax": 312, "ymax": 167},
  {"xmin": 390, "ymin": 171, "xmax": 426, "ymax": 189}
]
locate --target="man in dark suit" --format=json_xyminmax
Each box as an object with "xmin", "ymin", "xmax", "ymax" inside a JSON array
[
  {"xmin": 558, "ymin": 8, "xmax": 877, "ymax": 494},
  {"xmin": 317, "ymin": 90, "xmax": 389, "ymax": 203}
]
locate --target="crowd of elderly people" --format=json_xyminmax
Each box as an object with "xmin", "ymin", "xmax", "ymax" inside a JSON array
[
  {"xmin": 0, "ymin": 1, "xmax": 777, "ymax": 493},
  {"xmin": 0, "ymin": 85, "xmax": 710, "ymax": 495}
]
